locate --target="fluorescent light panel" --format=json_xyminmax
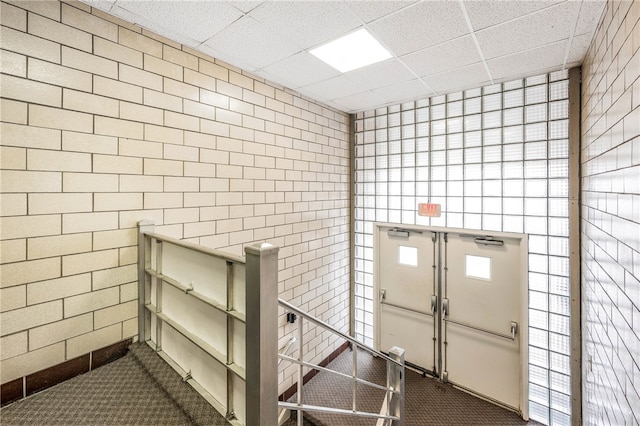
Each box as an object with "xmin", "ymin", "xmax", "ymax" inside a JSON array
[{"xmin": 310, "ymin": 28, "xmax": 392, "ymax": 73}]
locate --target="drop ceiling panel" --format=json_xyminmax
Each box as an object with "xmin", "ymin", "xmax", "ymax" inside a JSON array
[
  {"xmin": 486, "ymin": 40, "xmax": 567, "ymax": 81},
  {"xmin": 345, "ymin": 0, "xmax": 417, "ymax": 24},
  {"xmin": 227, "ymin": 1, "xmax": 264, "ymax": 14},
  {"xmin": 567, "ymin": 33, "xmax": 594, "ymax": 64},
  {"xmin": 298, "ymin": 75, "xmax": 369, "ymax": 102},
  {"xmin": 368, "ymin": 1, "xmax": 470, "ymax": 56},
  {"xmin": 422, "ymin": 63, "xmax": 491, "ymax": 94},
  {"xmin": 332, "ymin": 91, "xmax": 388, "ymax": 112},
  {"xmin": 401, "ymin": 35, "xmax": 482, "ymax": 78},
  {"xmin": 475, "ymin": 1, "xmax": 581, "ymax": 60},
  {"xmin": 344, "ymin": 59, "xmax": 417, "ymax": 90},
  {"xmin": 248, "ymin": 1, "xmax": 362, "ymax": 49},
  {"xmin": 260, "ymin": 52, "xmax": 341, "ymax": 89},
  {"xmin": 114, "ymin": 0, "xmax": 243, "ymax": 44},
  {"xmin": 574, "ymin": 0, "xmax": 608, "ymax": 35},
  {"xmin": 372, "ymin": 79, "xmax": 434, "ymax": 104},
  {"xmin": 202, "ymin": 16, "xmax": 300, "ymax": 71},
  {"xmin": 463, "ymin": 0, "xmax": 563, "ymax": 31}
]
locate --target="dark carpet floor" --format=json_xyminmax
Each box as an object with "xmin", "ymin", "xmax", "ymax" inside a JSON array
[
  {"xmin": 286, "ymin": 347, "xmax": 539, "ymax": 426},
  {"xmin": 0, "ymin": 342, "xmax": 228, "ymax": 425},
  {"xmin": 2, "ymin": 343, "xmax": 539, "ymax": 426}
]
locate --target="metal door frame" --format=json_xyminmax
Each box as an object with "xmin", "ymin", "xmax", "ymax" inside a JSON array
[{"xmin": 373, "ymin": 222, "xmax": 529, "ymax": 419}]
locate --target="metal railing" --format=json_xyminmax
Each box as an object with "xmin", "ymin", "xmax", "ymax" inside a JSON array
[
  {"xmin": 138, "ymin": 221, "xmax": 278, "ymax": 426},
  {"xmin": 138, "ymin": 221, "xmax": 404, "ymax": 426},
  {"xmin": 278, "ymin": 299, "xmax": 405, "ymax": 426}
]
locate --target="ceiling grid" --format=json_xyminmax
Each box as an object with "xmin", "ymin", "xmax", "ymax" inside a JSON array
[{"xmin": 83, "ymin": 0, "xmax": 605, "ymax": 112}]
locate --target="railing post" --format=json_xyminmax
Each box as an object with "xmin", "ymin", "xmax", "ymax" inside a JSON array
[
  {"xmin": 296, "ymin": 317, "xmax": 304, "ymax": 426},
  {"xmin": 388, "ymin": 346, "xmax": 405, "ymax": 426},
  {"xmin": 137, "ymin": 220, "xmax": 155, "ymax": 343},
  {"xmin": 245, "ymin": 243, "xmax": 279, "ymax": 426}
]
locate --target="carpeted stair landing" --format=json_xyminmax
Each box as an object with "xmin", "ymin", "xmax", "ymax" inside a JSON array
[
  {"xmin": 285, "ymin": 347, "xmax": 538, "ymax": 426},
  {"xmin": 0, "ymin": 342, "xmax": 229, "ymax": 425}
]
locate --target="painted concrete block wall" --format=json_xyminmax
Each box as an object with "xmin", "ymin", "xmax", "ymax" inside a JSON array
[
  {"xmin": 580, "ymin": 0, "xmax": 640, "ymax": 424},
  {"xmin": 0, "ymin": 0, "xmax": 351, "ymax": 396}
]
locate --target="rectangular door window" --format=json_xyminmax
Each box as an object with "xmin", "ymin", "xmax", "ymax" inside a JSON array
[
  {"xmin": 398, "ymin": 246, "xmax": 418, "ymax": 266},
  {"xmin": 465, "ymin": 254, "xmax": 492, "ymax": 281}
]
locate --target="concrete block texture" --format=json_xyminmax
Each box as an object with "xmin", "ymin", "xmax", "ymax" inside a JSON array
[
  {"xmin": 581, "ymin": 1, "xmax": 640, "ymax": 425},
  {"xmin": 0, "ymin": 0, "xmax": 350, "ymax": 395}
]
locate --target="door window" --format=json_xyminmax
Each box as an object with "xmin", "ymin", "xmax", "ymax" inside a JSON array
[
  {"xmin": 464, "ymin": 254, "xmax": 492, "ymax": 281},
  {"xmin": 398, "ymin": 245, "xmax": 418, "ymax": 266}
]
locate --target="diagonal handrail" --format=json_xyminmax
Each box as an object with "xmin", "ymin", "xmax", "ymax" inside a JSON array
[
  {"xmin": 279, "ymin": 299, "xmax": 403, "ymax": 367},
  {"xmin": 278, "ymin": 298, "xmax": 405, "ymax": 426}
]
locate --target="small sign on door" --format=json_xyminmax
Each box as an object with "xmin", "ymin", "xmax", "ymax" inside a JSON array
[{"xmin": 418, "ymin": 203, "xmax": 441, "ymax": 217}]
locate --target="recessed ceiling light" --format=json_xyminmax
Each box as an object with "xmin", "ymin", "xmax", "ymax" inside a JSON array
[{"xmin": 309, "ymin": 28, "xmax": 392, "ymax": 73}]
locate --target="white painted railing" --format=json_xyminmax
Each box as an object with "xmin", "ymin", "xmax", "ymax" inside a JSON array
[
  {"xmin": 137, "ymin": 220, "xmax": 404, "ymax": 426},
  {"xmin": 137, "ymin": 221, "xmax": 278, "ymax": 425}
]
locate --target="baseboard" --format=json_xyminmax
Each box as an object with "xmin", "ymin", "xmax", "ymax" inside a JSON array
[
  {"xmin": 278, "ymin": 340, "xmax": 350, "ymax": 402},
  {"xmin": 1, "ymin": 338, "xmax": 132, "ymax": 407}
]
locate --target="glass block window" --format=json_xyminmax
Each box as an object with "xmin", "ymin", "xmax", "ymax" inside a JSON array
[{"xmin": 353, "ymin": 70, "xmax": 570, "ymax": 426}]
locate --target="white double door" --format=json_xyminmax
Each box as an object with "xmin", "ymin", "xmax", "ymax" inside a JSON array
[{"xmin": 375, "ymin": 225, "xmax": 528, "ymax": 418}]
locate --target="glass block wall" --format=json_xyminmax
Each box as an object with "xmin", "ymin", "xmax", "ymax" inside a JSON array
[{"xmin": 354, "ymin": 71, "xmax": 571, "ymax": 425}]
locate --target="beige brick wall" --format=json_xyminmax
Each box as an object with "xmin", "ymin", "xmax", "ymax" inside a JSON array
[
  {"xmin": 581, "ymin": 0, "xmax": 640, "ymax": 424},
  {"xmin": 0, "ymin": 0, "xmax": 351, "ymax": 393}
]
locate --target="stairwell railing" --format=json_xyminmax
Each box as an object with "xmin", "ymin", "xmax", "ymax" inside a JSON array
[
  {"xmin": 278, "ymin": 298, "xmax": 405, "ymax": 426},
  {"xmin": 137, "ymin": 220, "xmax": 404, "ymax": 426}
]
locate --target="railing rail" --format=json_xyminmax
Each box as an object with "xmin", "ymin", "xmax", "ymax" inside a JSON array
[
  {"xmin": 142, "ymin": 230, "xmax": 246, "ymax": 264},
  {"xmin": 279, "ymin": 299, "xmax": 403, "ymax": 368},
  {"xmin": 278, "ymin": 298, "xmax": 405, "ymax": 426}
]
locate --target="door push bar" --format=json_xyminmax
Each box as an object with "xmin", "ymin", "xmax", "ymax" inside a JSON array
[
  {"xmin": 442, "ymin": 298, "xmax": 517, "ymax": 341},
  {"xmin": 443, "ymin": 317, "xmax": 519, "ymax": 341},
  {"xmin": 380, "ymin": 289, "xmax": 434, "ymax": 317}
]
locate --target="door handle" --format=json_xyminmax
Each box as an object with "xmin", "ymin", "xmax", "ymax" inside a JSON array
[
  {"xmin": 381, "ymin": 289, "xmax": 386, "ymax": 301},
  {"xmin": 510, "ymin": 321, "xmax": 518, "ymax": 339},
  {"xmin": 442, "ymin": 298, "xmax": 449, "ymax": 317},
  {"xmin": 431, "ymin": 295, "xmax": 438, "ymax": 313}
]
